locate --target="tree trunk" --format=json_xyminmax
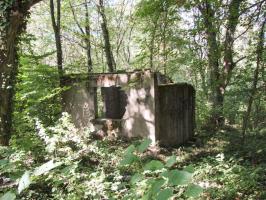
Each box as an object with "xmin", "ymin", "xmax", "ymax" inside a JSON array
[
  {"xmin": 241, "ymin": 17, "xmax": 266, "ymax": 137},
  {"xmin": 222, "ymin": 0, "xmax": 243, "ymax": 89},
  {"xmin": 0, "ymin": 0, "xmax": 42, "ymax": 146},
  {"xmin": 200, "ymin": 0, "xmax": 243, "ymax": 128},
  {"xmin": 162, "ymin": 4, "xmax": 168, "ymax": 75},
  {"xmin": 199, "ymin": 2, "xmax": 223, "ymax": 127},
  {"xmin": 97, "ymin": 0, "xmax": 116, "ymax": 72},
  {"xmin": 70, "ymin": 0, "xmax": 93, "ymax": 73},
  {"xmin": 84, "ymin": 0, "xmax": 93, "ymax": 72},
  {"xmin": 149, "ymin": 18, "xmax": 159, "ymax": 70},
  {"xmin": 50, "ymin": 0, "xmax": 64, "ymax": 85}
]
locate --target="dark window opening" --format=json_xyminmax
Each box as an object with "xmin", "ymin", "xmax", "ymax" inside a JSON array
[{"xmin": 95, "ymin": 86, "xmax": 127, "ymax": 119}]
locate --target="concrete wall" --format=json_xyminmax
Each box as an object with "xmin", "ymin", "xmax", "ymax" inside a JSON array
[
  {"xmin": 89, "ymin": 70, "xmax": 156, "ymax": 142},
  {"xmin": 62, "ymin": 77, "xmax": 96, "ymax": 128},
  {"xmin": 62, "ymin": 70, "xmax": 156, "ymax": 142},
  {"xmin": 121, "ymin": 71, "xmax": 156, "ymax": 142},
  {"xmin": 62, "ymin": 71, "xmax": 195, "ymax": 147}
]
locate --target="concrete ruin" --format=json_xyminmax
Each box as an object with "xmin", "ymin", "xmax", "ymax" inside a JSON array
[{"xmin": 62, "ymin": 70, "xmax": 195, "ymax": 147}]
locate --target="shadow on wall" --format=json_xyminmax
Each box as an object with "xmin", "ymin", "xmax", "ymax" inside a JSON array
[
  {"xmin": 62, "ymin": 82, "xmax": 95, "ymax": 128},
  {"xmin": 122, "ymin": 80, "xmax": 156, "ymax": 142},
  {"xmin": 62, "ymin": 70, "xmax": 195, "ymax": 147}
]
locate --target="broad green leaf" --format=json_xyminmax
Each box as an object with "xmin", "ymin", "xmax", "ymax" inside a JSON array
[
  {"xmin": 184, "ymin": 184, "xmax": 203, "ymax": 198},
  {"xmin": 137, "ymin": 139, "xmax": 152, "ymax": 153},
  {"xmin": 0, "ymin": 192, "xmax": 16, "ymax": 200},
  {"xmin": 124, "ymin": 145, "xmax": 136, "ymax": 155},
  {"xmin": 130, "ymin": 173, "xmax": 144, "ymax": 185},
  {"xmin": 184, "ymin": 165, "xmax": 195, "ymax": 173},
  {"xmin": 141, "ymin": 193, "xmax": 150, "ymax": 200},
  {"xmin": 165, "ymin": 156, "xmax": 176, "ymax": 168},
  {"xmin": 156, "ymin": 188, "xmax": 173, "ymax": 200},
  {"xmin": 163, "ymin": 170, "xmax": 192, "ymax": 186},
  {"xmin": 120, "ymin": 154, "xmax": 138, "ymax": 166},
  {"xmin": 150, "ymin": 179, "xmax": 165, "ymax": 195},
  {"xmin": 144, "ymin": 160, "xmax": 164, "ymax": 171},
  {"xmin": 33, "ymin": 160, "xmax": 62, "ymax": 176},
  {"xmin": 18, "ymin": 171, "xmax": 31, "ymax": 194},
  {"xmin": 0, "ymin": 159, "xmax": 9, "ymax": 166}
]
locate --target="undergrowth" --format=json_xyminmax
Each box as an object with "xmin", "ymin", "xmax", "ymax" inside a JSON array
[{"xmin": 0, "ymin": 114, "xmax": 266, "ymax": 200}]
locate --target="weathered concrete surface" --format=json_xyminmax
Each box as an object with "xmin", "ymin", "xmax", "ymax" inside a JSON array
[
  {"xmin": 121, "ymin": 71, "xmax": 156, "ymax": 142},
  {"xmin": 62, "ymin": 77, "xmax": 96, "ymax": 128},
  {"xmin": 62, "ymin": 70, "xmax": 195, "ymax": 147}
]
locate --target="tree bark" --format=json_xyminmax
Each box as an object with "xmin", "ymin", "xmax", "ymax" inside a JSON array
[
  {"xmin": 149, "ymin": 17, "xmax": 159, "ymax": 70},
  {"xmin": 241, "ymin": 16, "xmax": 266, "ymax": 137},
  {"xmin": 221, "ymin": 0, "xmax": 243, "ymax": 93},
  {"xmin": 0, "ymin": 0, "xmax": 42, "ymax": 146},
  {"xmin": 199, "ymin": 2, "xmax": 222, "ymax": 127},
  {"xmin": 84, "ymin": 0, "xmax": 93, "ymax": 72},
  {"xmin": 70, "ymin": 0, "xmax": 93, "ymax": 73},
  {"xmin": 50, "ymin": 0, "xmax": 64, "ymax": 85},
  {"xmin": 97, "ymin": 0, "xmax": 116, "ymax": 72},
  {"xmin": 200, "ymin": 0, "xmax": 243, "ymax": 128}
]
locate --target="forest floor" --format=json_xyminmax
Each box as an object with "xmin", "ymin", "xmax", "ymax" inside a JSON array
[
  {"xmin": 1, "ymin": 127, "xmax": 266, "ymax": 200},
  {"xmin": 177, "ymin": 129, "xmax": 266, "ymax": 199}
]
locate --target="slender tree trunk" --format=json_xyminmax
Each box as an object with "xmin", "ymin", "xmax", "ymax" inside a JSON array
[
  {"xmin": 50, "ymin": 0, "xmax": 63, "ymax": 85},
  {"xmin": 253, "ymin": 99, "xmax": 260, "ymax": 128},
  {"xmin": 70, "ymin": 0, "xmax": 93, "ymax": 73},
  {"xmin": 162, "ymin": 3, "xmax": 168, "ymax": 75},
  {"xmin": 84, "ymin": 0, "xmax": 93, "ymax": 72},
  {"xmin": 0, "ymin": 0, "xmax": 42, "ymax": 146},
  {"xmin": 242, "ymin": 17, "xmax": 266, "ymax": 137},
  {"xmin": 97, "ymin": 0, "xmax": 116, "ymax": 72},
  {"xmin": 149, "ymin": 18, "xmax": 159, "ymax": 70}
]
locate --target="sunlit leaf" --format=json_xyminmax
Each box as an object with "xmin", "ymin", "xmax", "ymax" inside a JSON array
[
  {"xmin": 165, "ymin": 155, "xmax": 176, "ymax": 168},
  {"xmin": 130, "ymin": 173, "xmax": 144, "ymax": 185},
  {"xmin": 124, "ymin": 145, "xmax": 136, "ymax": 155},
  {"xmin": 0, "ymin": 192, "xmax": 16, "ymax": 200},
  {"xmin": 0, "ymin": 159, "xmax": 9, "ymax": 166},
  {"xmin": 33, "ymin": 160, "xmax": 62, "ymax": 176},
  {"xmin": 184, "ymin": 184, "xmax": 203, "ymax": 198},
  {"xmin": 163, "ymin": 169, "xmax": 192, "ymax": 186},
  {"xmin": 144, "ymin": 160, "xmax": 164, "ymax": 171},
  {"xmin": 184, "ymin": 165, "xmax": 195, "ymax": 173},
  {"xmin": 150, "ymin": 179, "xmax": 165, "ymax": 195},
  {"xmin": 120, "ymin": 154, "xmax": 138, "ymax": 166},
  {"xmin": 18, "ymin": 171, "xmax": 31, "ymax": 194},
  {"xmin": 156, "ymin": 188, "xmax": 173, "ymax": 200},
  {"xmin": 137, "ymin": 138, "xmax": 152, "ymax": 153}
]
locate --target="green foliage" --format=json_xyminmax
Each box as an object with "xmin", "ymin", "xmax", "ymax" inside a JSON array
[
  {"xmin": 33, "ymin": 160, "xmax": 62, "ymax": 177},
  {"xmin": 162, "ymin": 169, "xmax": 192, "ymax": 186},
  {"xmin": 165, "ymin": 155, "xmax": 176, "ymax": 168},
  {"xmin": 2, "ymin": 117, "xmax": 266, "ymax": 199},
  {"xmin": 1, "ymin": 1, "xmax": 265, "ymax": 200},
  {"xmin": 119, "ymin": 139, "xmax": 202, "ymax": 199},
  {"xmin": 184, "ymin": 184, "xmax": 204, "ymax": 198},
  {"xmin": 156, "ymin": 188, "xmax": 173, "ymax": 200},
  {"xmin": 10, "ymin": 50, "xmax": 61, "ymax": 155},
  {"xmin": 0, "ymin": 192, "xmax": 16, "ymax": 200},
  {"xmin": 137, "ymin": 138, "xmax": 152, "ymax": 153},
  {"xmin": 18, "ymin": 171, "xmax": 31, "ymax": 194},
  {"xmin": 144, "ymin": 160, "xmax": 164, "ymax": 171}
]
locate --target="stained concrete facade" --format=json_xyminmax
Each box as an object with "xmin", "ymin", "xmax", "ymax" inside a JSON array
[{"xmin": 62, "ymin": 70, "xmax": 195, "ymax": 147}]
